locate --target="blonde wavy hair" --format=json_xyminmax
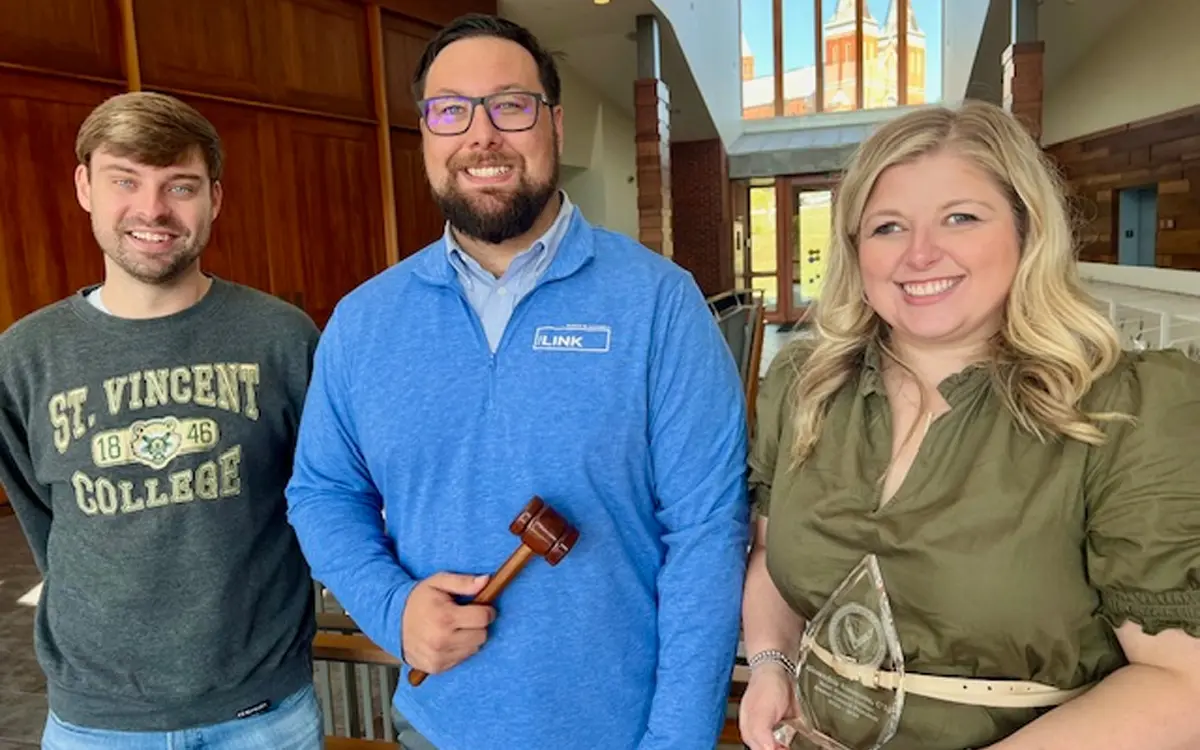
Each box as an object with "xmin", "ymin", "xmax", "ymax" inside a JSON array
[{"xmin": 788, "ymin": 100, "xmax": 1125, "ymax": 466}]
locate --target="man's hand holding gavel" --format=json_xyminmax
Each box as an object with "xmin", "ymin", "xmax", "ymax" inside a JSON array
[
  {"xmin": 402, "ymin": 497, "xmax": 579, "ymax": 686},
  {"xmin": 401, "ymin": 572, "xmax": 496, "ymax": 675}
]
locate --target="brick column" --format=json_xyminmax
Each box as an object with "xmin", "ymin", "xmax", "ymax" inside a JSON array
[
  {"xmin": 633, "ymin": 13, "xmax": 672, "ymax": 259},
  {"xmin": 635, "ymin": 79, "xmax": 672, "ymax": 258},
  {"xmin": 671, "ymin": 138, "xmax": 732, "ymax": 297},
  {"xmin": 1002, "ymin": 41, "xmax": 1044, "ymax": 141}
]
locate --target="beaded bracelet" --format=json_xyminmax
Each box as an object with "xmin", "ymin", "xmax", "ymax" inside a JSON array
[{"xmin": 748, "ymin": 648, "xmax": 798, "ymax": 677}]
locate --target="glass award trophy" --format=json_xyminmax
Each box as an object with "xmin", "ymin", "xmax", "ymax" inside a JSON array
[{"xmin": 773, "ymin": 554, "xmax": 905, "ymax": 749}]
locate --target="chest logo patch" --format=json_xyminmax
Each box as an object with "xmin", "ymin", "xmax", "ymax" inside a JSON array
[
  {"xmin": 532, "ymin": 324, "xmax": 612, "ymax": 353},
  {"xmin": 132, "ymin": 419, "xmax": 182, "ymax": 468},
  {"xmin": 92, "ymin": 416, "xmax": 222, "ymax": 470}
]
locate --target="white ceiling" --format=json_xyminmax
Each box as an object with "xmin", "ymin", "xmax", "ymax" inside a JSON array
[
  {"xmin": 1038, "ymin": 0, "xmax": 1140, "ymax": 88},
  {"xmin": 498, "ymin": 0, "xmax": 717, "ymax": 142}
]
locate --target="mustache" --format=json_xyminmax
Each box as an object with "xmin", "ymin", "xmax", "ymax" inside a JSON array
[
  {"xmin": 450, "ymin": 154, "xmax": 520, "ymax": 171},
  {"xmin": 118, "ymin": 217, "xmax": 186, "ymax": 234}
]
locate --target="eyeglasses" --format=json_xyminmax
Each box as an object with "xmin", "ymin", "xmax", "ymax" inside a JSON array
[{"xmin": 418, "ymin": 91, "xmax": 552, "ymax": 136}]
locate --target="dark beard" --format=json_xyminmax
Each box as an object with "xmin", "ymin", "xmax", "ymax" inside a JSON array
[{"xmin": 435, "ymin": 161, "xmax": 559, "ymax": 245}]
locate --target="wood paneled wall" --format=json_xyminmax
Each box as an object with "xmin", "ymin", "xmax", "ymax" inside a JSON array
[
  {"xmin": 1046, "ymin": 105, "xmax": 1200, "ymax": 269},
  {"xmin": 0, "ymin": 0, "xmax": 495, "ymax": 332},
  {"xmin": 0, "ymin": 0, "xmax": 494, "ymax": 508}
]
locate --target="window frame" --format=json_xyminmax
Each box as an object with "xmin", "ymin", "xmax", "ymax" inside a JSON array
[{"xmin": 741, "ymin": 0, "xmax": 916, "ymax": 119}]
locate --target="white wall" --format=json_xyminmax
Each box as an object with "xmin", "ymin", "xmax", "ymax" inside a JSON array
[
  {"xmin": 652, "ymin": 0, "xmax": 743, "ymax": 149},
  {"xmin": 561, "ymin": 165, "xmax": 605, "ymax": 224},
  {"xmin": 1043, "ymin": 0, "xmax": 1200, "ymax": 145},
  {"xmin": 598, "ymin": 105, "xmax": 638, "ymax": 238},
  {"xmin": 557, "ymin": 63, "xmax": 638, "ymax": 237},
  {"xmin": 559, "ymin": 63, "xmax": 598, "ymax": 171},
  {"xmin": 942, "ymin": 0, "xmax": 992, "ymax": 105}
]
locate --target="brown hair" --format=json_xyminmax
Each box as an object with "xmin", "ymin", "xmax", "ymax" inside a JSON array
[{"xmin": 75, "ymin": 92, "xmax": 224, "ymax": 182}]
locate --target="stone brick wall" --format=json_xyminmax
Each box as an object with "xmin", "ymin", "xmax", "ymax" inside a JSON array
[
  {"xmin": 670, "ymin": 138, "xmax": 734, "ymax": 297},
  {"xmin": 635, "ymin": 79, "xmax": 673, "ymax": 259}
]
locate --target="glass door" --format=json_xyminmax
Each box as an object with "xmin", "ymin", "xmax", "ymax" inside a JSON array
[
  {"xmin": 788, "ymin": 182, "xmax": 835, "ymax": 323},
  {"xmin": 746, "ymin": 182, "xmax": 783, "ymax": 320}
]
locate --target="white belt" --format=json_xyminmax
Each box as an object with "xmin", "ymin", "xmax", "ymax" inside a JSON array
[{"xmin": 810, "ymin": 642, "xmax": 1094, "ymax": 709}]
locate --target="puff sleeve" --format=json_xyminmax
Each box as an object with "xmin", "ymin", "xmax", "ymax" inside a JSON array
[
  {"xmin": 1084, "ymin": 349, "xmax": 1200, "ymax": 637},
  {"xmin": 747, "ymin": 344, "xmax": 808, "ymax": 518}
]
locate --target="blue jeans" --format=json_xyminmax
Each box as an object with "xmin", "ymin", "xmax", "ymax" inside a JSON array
[{"xmin": 42, "ymin": 683, "xmax": 324, "ymax": 750}]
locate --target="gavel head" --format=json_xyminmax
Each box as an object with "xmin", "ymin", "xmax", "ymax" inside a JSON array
[{"xmin": 509, "ymin": 496, "xmax": 579, "ymax": 566}]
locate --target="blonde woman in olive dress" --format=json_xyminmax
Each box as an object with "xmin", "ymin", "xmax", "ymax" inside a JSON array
[{"xmin": 739, "ymin": 100, "xmax": 1200, "ymax": 750}]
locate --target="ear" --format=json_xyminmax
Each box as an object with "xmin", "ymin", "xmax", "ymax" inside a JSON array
[
  {"xmin": 74, "ymin": 164, "xmax": 93, "ymax": 213},
  {"xmin": 210, "ymin": 180, "xmax": 224, "ymax": 222}
]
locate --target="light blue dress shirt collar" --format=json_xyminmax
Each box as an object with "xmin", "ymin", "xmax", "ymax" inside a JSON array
[{"xmin": 443, "ymin": 190, "xmax": 576, "ymax": 351}]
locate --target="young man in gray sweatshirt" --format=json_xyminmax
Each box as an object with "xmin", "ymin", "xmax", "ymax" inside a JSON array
[{"xmin": 0, "ymin": 92, "xmax": 323, "ymax": 749}]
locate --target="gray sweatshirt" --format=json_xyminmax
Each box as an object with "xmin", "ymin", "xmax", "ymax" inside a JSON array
[{"xmin": 0, "ymin": 277, "xmax": 320, "ymax": 731}]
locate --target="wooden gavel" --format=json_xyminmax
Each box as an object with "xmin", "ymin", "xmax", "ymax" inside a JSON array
[{"xmin": 407, "ymin": 496, "xmax": 579, "ymax": 686}]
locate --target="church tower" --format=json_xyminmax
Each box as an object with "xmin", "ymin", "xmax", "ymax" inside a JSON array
[
  {"xmin": 823, "ymin": 0, "xmax": 880, "ymax": 111},
  {"xmin": 741, "ymin": 33, "xmax": 755, "ymax": 81},
  {"xmin": 880, "ymin": 0, "xmax": 926, "ymax": 105}
]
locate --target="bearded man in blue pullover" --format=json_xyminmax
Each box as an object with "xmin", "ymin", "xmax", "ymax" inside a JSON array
[{"xmin": 285, "ymin": 13, "xmax": 749, "ymax": 750}]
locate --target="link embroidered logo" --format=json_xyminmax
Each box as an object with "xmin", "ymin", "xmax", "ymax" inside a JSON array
[{"xmin": 532, "ymin": 324, "xmax": 612, "ymax": 353}]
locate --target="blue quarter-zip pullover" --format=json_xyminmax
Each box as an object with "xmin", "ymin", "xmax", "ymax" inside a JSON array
[{"xmin": 286, "ymin": 210, "xmax": 750, "ymax": 750}]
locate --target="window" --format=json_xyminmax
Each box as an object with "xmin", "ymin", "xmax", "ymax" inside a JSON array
[
  {"xmin": 740, "ymin": 0, "xmax": 942, "ymax": 119},
  {"xmin": 747, "ymin": 183, "xmax": 779, "ymax": 311},
  {"xmin": 740, "ymin": 0, "xmax": 776, "ymax": 119}
]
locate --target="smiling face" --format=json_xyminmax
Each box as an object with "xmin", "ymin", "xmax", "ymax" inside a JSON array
[
  {"xmin": 420, "ymin": 36, "xmax": 562, "ymax": 245},
  {"xmin": 74, "ymin": 146, "xmax": 222, "ymax": 285},
  {"xmin": 857, "ymin": 149, "xmax": 1021, "ymax": 349}
]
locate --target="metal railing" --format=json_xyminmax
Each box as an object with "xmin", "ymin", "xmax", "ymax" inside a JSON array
[{"xmin": 1080, "ymin": 263, "xmax": 1200, "ymax": 359}]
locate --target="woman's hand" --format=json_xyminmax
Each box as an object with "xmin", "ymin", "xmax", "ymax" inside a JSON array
[
  {"xmin": 739, "ymin": 664, "xmax": 799, "ymax": 750},
  {"xmin": 741, "ymin": 516, "xmax": 806, "ymax": 748}
]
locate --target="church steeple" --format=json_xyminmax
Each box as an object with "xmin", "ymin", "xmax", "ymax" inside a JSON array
[
  {"xmin": 825, "ymin": 0, "xmax": 879, "ymax": 40},
  {"xmin": 741, "ymin": 33, "xmax": 755, "ymax": 80},
  {"xmin": 831, "ymin": 0, "xmax": 856, "ymax": 24},
  {"xmin": 884, "ymin": 0, "xmax": 923, "ymax": 37},
  {"xmin": 825, "ymin": 0, "xmax": 858, "ymax": 38}
]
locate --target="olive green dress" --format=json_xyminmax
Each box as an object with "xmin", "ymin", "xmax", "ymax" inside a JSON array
[{"xmin": 750, "ymin": 343, "xmax": 1200, "ymax": 749}]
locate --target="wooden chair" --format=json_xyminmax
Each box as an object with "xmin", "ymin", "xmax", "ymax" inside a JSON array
[
  {"xmin": 707, "ymin": 288, "xmax": 767, "ymax": 435},
  {"xmin": 743, "ymin": 294, "xmax": 767, "ymax": 437},
  {"xmin": 312, "ymin": 585, "xmax": 401, "ymax": 748},
  {"xmin": 325, "ymin": 738, "xmax": 400, "ymax": 750}
]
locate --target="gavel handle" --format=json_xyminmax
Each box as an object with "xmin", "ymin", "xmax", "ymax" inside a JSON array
[
  {"xmin": 407, "ymin": 544, "xmax": 536, "ymax": 687},
  {"xmin": 473, "ymin": 543, "xmax": 534, "ymax": 604}
]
